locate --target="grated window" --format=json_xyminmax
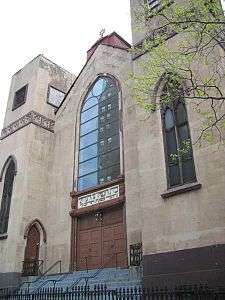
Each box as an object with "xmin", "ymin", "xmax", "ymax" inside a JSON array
[{"xmin": 12, "ymin": 85, "xmax": 28, "ymax": 110}]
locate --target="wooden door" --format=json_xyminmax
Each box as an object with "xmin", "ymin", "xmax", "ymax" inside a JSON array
[
  {"xmin": 23, "ymin": 225, "xmax": 40, "ymax": 275},
  {"xmin": 76, "ymin": 206, "xmax": 127, "ymax": 270},
  {"xmin": 102, "ymin": 208, "xmax": 127, "ymax": 268},
  {"xmin": 77, "ymin": 213, "xmax": 102, "ymax": 270}
]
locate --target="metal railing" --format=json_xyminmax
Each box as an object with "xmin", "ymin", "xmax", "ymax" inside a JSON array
[
  {"xmin": 10, "ymin": 260, "xmax": 64, "ymax": 294},
  {"xmin": 1, "ymin": 284, "xmax": 225, "ymax": 300},
  {"xmin": 41, "ymin": 259, "xmax": 62, "ymax": 277},
  {"xmin": 69, "ymin": 252, "xmax": 124, "ymax": 289},
  {"xmin": 25, "ymin": 260, "xmax": 64, "ymax": 292},
  {"xmin": 130, "ymin": 243, "xmax": 142, "ymax": 266},
  {"xmin": 32, "ymin": 273, "xmax": 69, "ymax": 293},
  {"xmin": 21, "ymin": 259, "xmax": 44, "ymax": 277}
]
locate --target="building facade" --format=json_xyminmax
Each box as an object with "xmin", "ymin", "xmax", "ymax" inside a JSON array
[{"xmin": 0, "ymin": 0, "xmax": 225, "ymax": 288}]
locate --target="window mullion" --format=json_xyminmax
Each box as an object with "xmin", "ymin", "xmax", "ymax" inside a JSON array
[{"xmin": 173, "ymin": 108, "xmax": 184, "ymax": 185}]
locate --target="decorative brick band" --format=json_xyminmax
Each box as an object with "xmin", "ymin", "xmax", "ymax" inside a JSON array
[{"xmin": 0, "ymin": 111, "xmax": 55, "ymax": 140}]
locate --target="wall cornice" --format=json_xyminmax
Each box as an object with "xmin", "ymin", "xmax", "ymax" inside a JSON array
[{"xmin": 0, "ymin": 111, "xmax": 55, "ymax": 140}]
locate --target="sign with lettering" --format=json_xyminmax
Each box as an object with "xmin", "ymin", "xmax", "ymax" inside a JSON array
[{"xmin": 78, "ymin": 185, "xmax": 119, "ymax": 209}]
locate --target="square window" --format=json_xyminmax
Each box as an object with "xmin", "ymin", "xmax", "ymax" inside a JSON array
[
  {"xmin": 47, "ymin": 86, "xmax": 65, "ymax": 108},
  {"xmin": 147, "ymin": 0, "xmax": 160, "ymax": 10},
  {"xmin": 12, "ymin": 85, "xmax": 28, "ymax": 110}
]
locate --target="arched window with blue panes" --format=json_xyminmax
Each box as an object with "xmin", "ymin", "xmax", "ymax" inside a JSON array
[{"xmin": 77, "ymin": 76, "xmax": 121, "ymax": 191}]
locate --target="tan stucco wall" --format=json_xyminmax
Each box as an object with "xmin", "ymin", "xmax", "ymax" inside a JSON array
[
  {"xmin": 0, "ymin": 55, "xmax": 74, "ymax": 273},
  {"xmin": 129, "ymin": 0, "xmax": 225, "ymax": 256},
  {"xmin": 0, "ymin": 44, "xmax": 134, "ymax": 273},
  {"xmin": 0, "ymin": 17, "xmax": 224, "ymax": 276}
]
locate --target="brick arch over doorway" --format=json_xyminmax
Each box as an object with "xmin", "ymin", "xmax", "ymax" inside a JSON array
[{"xmin": 24, "ymin": 219, "xmax": 47, "ymax": 242}]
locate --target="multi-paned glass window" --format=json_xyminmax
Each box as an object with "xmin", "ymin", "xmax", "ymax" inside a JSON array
[
  {"xmin": 47, "ymin": 86, "xmax": 65, "ymax": 108},
  {"xmin": 161, "ymin": 80, "xmax": 196, "ymax": 188},
  {"xmin": 77, "ymin": 77, "xmax": 120, "ymax": 191}
]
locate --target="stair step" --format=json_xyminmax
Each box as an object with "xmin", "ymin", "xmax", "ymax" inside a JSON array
[{"xmin": 20, "ymin": 267, "xmax": 142, "ymax": 292}]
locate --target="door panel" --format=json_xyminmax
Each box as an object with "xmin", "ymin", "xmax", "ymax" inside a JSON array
[
  {"xmin": 79, "ymin": 213, "xmax": 100, "ymax": 230},
  {"xmin": 102, "ymin": 223, "xmax": 127, "ymax": 268},
  {"xmin": 77, "ymin": 227, "xmax": 101, "ymax": 270},
  {"xmin": 102, "ymin": 208, "xmax": 123, "ymax": 226},
  {"xmin": 76, "ymin": 206, "xmax": 127, "ymax": 270}
]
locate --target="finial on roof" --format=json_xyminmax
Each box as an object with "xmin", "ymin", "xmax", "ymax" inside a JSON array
[{"xmin": 99, "ymin": 28, "xmax": 106, "ymax": 38}]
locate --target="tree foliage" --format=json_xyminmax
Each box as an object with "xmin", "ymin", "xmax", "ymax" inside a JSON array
[{"xmin": 131, "ymin": 0, "xmax": 225, "ymax": 145}]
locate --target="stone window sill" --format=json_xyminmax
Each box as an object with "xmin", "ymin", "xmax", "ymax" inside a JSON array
[
  {"xmin": 161, "ymin": 182, "xmax": 202, "ymax": 199},
  {"xmin": 0, "ymin": 233, "xmax": 8, "ymax": 240}
]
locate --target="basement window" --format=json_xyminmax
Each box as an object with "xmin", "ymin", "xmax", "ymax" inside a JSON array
[
  {"xmin": 12, "ymin": 85, "xmax": 28, "ymax": 110},
  {"xmin": 47, "ymin": 86, "xmax": 65, "ymax": 108}
]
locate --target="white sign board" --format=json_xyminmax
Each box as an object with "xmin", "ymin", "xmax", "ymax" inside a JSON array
[{"xmin": 78, "ymin": 185, "xmax": 119, "ymax": 209}]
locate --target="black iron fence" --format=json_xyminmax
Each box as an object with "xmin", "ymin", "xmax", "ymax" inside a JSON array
[{"xmin": 1, "ymin": 285, "xmax": 225, "ymax": 300}]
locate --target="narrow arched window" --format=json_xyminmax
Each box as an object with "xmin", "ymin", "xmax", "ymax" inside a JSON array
[
  {"xmin": 77, "ymin": 76, "xmax": 120, "ymax": 191},
  {"xmin": 161, "ymin": 80, "xmax": 196, "ymax": 188},
  {"xmin": 0, "ymin": 160, "xmax": 16, "ymax": 234}
]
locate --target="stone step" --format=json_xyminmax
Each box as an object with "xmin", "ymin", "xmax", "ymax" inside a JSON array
[{"xmin": 20, "ymin": 267, "xmax": 142, "ymax": 293}]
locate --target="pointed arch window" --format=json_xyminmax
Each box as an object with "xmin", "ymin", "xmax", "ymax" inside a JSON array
[
  {"xmin": 77, "ymin": 76, "xmax": 121, "ymax": 191},
  {"xmin": 0, "ymin": 159, "xmax": 16, "ymax": 235},
  {"xmin": 161, "ymin": 80, "xmax": 196, "ymax": 188}
]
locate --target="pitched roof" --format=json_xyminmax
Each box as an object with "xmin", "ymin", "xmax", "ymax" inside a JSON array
[
  {"xmin": 87, "ymin": 31, "xmax": 131, "ymax": 60},
  {"xmin": 56, "ymin": 32, "xmax": 131, "ymax": 113}
]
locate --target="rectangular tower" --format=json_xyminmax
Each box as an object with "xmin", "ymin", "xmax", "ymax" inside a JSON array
[{"xmin": 0, "ymin": 55, "xmax": 74, "ymax": 287}]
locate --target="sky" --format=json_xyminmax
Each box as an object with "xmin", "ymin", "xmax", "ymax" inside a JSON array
[
  {"xmin": 0, "ymin": 1, "xmax": 225, "ymax": 132},
  {"xmin": 0, "ymin": 0, "xmax": 132, "ymax": 131}
]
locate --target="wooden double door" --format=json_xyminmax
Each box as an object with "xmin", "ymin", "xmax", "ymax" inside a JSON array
[{"xmin": 77, "ymin": 206, "xmax": 127, "ymax": 270}]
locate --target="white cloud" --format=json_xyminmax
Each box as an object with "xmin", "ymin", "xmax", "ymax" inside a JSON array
[{"xmin": 0, "ymin": 0, "xmax": 132, "ymax": 131}]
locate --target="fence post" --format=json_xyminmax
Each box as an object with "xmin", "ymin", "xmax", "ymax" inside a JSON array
[{"xmin": 2, "ymin": 284, "xmax": 225, "ymax": 299}]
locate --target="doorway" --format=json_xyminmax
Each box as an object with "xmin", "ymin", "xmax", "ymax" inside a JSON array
[
  {"xmin": 76, "ymin": 206, "xmax": 127, "ymax": 270},
  {"xmin": 23, "ymin": 224, "xmax": 40, "ymax": 276}
]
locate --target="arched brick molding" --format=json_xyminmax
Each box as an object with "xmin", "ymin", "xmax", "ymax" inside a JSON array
[{"xmin": 24, "ymin": 219, "xmax": 47, "ymax": 243}]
